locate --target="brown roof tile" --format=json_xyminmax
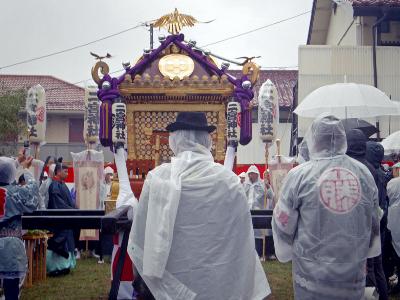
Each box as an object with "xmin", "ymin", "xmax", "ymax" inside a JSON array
[
  {"xmin": 228, "ymin": 70, "xmax": 298, "ymax": 107},
  {"xmin": 0, "ymin": 71, "xmax": 298, "ymax": 110},
  {"xmin": 0, "ymin": 74, "xmax": 85, "ymax": 111}
]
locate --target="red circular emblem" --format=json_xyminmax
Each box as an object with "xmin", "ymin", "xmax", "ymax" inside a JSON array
[
  {"xmin": 36, "ymin": 106, "xmax": 45, "ymax": 122},
  {"xmin": 318, "ymin": 167, "xmax": 361, "ymax": 214}
]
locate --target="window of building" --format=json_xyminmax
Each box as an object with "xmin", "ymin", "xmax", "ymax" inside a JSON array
[{"xmin": 68, "ymin": 118, "xmax": 84, "ymax": 143}]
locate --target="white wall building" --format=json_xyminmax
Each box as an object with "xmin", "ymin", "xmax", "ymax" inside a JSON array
[{"xmin": 298, "ymin": 0, "xmax": 400, "ymax": 139}]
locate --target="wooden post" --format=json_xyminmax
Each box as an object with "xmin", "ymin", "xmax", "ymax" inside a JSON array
[
  {"xmin": 154, "ymin": 135, "xmax": 161, "ymax": 167},
  {"xmin": 262, "ymin": 142, "xmax": 271, "ymax": 261},
  {"xmin": 276, "ymin": 139, "xmax": 281, "ymax": 163},
  {"xmin": 31, "ymin": 142, "xmax": 39, "ymax": 159}
]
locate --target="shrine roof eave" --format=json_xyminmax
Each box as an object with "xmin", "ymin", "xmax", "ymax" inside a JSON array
[
  {"xmin": 119, "ymin": 88, "xmax": 234, "ymax": 97},
  {"xmin": 120, "ymin": 34, "xmax": 232, "ymax": 84},
  {"xmin": 118, "ymin": 82, "xmax": 234, "ymax": 97},
  {"xmin": 92, "ymin": 33, "xmax": 260, "ymax": 105}
]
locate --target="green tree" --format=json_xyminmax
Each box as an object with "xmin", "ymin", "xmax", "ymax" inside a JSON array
[{"xmin": 0, "ymin": 85, "xmax": 26, "ymax": 156}]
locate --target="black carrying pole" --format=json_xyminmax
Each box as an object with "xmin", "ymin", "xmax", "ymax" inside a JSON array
[{"xmin": 109, "ymin": 229, "xmax": 130, "ymax": 300}]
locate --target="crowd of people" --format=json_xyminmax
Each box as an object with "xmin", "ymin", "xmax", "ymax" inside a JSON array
[
  {"xmin": 0, "ymin": 151, "xmax": 114, "ymax": 299},
  {"xmin": 1, "ymin": 112, "xmax": 400, "ymax": 299}
]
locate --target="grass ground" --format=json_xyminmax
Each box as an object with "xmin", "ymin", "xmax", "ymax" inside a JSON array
[
  {"xmin": 21, "ymin": 257, "xmax": 111, "ymax": 300},
  {"xmin": 20, "ymin": 257, "xmax": 400, "ymax": 300}
]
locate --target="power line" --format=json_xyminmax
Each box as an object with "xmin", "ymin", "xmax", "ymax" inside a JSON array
[
  {"xmin": 1, "ymin": 11, "xmax": 311, "ymax": 71},
  {"xmin": 15, "ymin": 10, "xmax": 310, "ymax": 89},
  {"xmin": 0, "ymin": 24, "xmax": 145, "ymax": 70},
  {"xmin": 44, "ymin": 68, "xmax": 126, "ymax": 92},
  {"xmin": 201, "ymin": 10, "xmax": 311, "ymax": 48}
]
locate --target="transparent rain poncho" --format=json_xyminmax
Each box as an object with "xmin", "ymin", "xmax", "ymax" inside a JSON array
[
  {"xmin": 0, "ymin": 157, "xmax": 39, "ymax": 279},
  {"xmin": 0, "ymin": 157, "xmax": 17, "ymax": 184},
  {"xmin": 244, "ymin": 165, "xmax": 265, "ymax": 209},
  {"xmin": 244, "ymin": 165, "xmax": 267, "ymax": 238},
  {"xmin": 387, "ymin": 177, "xmax": 400, "ymax": 256},
  {"xmin": 297, "ymin": 140, "xmax": 310, "ymax": 164},
  {"xmin": 128, "ymin": 129, "xmax": 270, "ymax": 300},
  {"xmin": 272, "ymin": 115, "xmax": 381, "ymax": 300}
]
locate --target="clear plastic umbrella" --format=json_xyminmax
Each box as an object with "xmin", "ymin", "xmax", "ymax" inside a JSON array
[
  {"xmin": 381, "ymin": 130, "xmax": 400, "ymax": 155},
  {"xmin": 294, "ymin": 83, "xmax": 399, "ymax": 119}
]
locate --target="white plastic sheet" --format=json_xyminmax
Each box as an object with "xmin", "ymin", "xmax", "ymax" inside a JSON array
[
  {"xmin": 273, "ymin": 115, "xmax": 381, "ymax": 299},
  {"xmin": 114, "ymin": 148, "xmax": 138, "ymax": 214},
  {"xmin": 388, "ymin": 177, "xmax": 400, "ymax": 256},
  {"xmin": 223, "ymin": 145, "xmax": 236, "ymax": 170},
  {"xmin": 128, "ymin": 130, "xmax": 270, "ymax": 300}
]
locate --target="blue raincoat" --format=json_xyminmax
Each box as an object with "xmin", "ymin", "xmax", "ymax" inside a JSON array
[{"xmin": 0, "ymin": 170, "xmax": 38, "ymax": 279}]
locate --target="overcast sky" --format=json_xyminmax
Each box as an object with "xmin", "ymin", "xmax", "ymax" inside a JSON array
[{"xmin": 0, "ymin": 0, "xmax": 313, "ymax": 86}]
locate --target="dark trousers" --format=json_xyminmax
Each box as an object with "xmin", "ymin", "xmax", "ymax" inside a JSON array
[
  {"xmin": 382, "ymin": 231, "xmax": 400, "ymax": 280},
  {"xmin": 367, "ymin": 255, "xmax": 388, "ymax": 300},
  {"xmin": 255, "ymin": 238, "xmax": 263, "ymax": 257},
  {"xmin": 265, "ymin": 235, "xmax": 275, "ymax": 257},
  {"xmin": 3, "ymin": 278, "xmax": 19, "ymax": 300}
]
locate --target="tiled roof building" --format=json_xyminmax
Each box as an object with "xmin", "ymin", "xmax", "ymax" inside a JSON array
[
  {"xmin": 0, "ymin": 74, "xmax": 84, "ymax": 111},
  {"xmin": 228, "ymin": 70, "xmax": 297, "ymax": 108}
]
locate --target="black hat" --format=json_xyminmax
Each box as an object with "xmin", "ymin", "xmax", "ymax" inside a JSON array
[{"xmin": 166, "ymin": 112, "xmax": 216, "ymax": 133}]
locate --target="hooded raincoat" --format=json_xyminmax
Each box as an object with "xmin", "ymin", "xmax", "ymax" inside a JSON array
[
  {"xmin": 387, "ymin": 177, "xmax": 400, "ymax": 256},
  {"xmin": 244, "ymin": 165, "xmax": 274, "ymax": 238},
  {"xmin": 0, "ymin": 157, "xmax": 39, "ymax": 279},
  {"xmin": 272, "ymin": 115, "xmax": 381, "ymax": 300},
  {"xmin": 128, "ymin": 130, "xmax": 270, "ymax": 300},
  {"xmin": 366, "ymin": 142, "xmax": 388, "ymax": 212},
  {"xmin": 244, "ymin": 166, "xmax": 265, "ymax": 210}
]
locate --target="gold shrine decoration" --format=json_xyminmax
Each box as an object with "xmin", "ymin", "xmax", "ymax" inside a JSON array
[
  {"xmin": 153, "ymin": 8, "xmax": 198, "ymax": 34},
  {"xmin": 119, "ymin": 73, "xmax": 233, "ymax": 96},
  {"xmin": 242, "ymin": 61, "xmax": 260, "ymax": 85},
  {"xmin": 158, "ymin": 54, "xmax": 195, "ymax": 80},
  {"xmin": 126, "ymin": 104, "xmax": 226, "ymax": 161},
  {"xmin": 91, "ymin": 61, "xmax": 110, "ymax": 85}
]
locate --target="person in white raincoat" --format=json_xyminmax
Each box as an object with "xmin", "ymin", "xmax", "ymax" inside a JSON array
[
  {"xmin": 238, "ymin": 172, "xmax": 246, "ymax": 185},
  {"xmin": 244, "ymin": 165, "xmax": 266, "ymax": 211},
  {"xmin": 272, "ymin": 115, "xmax": 381, "ymax": 300},
  {"xmin": 387, "ymin": 177, "xmax": 400, "ymax": 277},
  {"xmin": 244, "ymin": 165, "xmax": 274, "ymax": 258},
  {"xmin": 38, "ymin": 163, "xmax": 55, "ymax": 209},
  {"xmin": 99, "ymin": 166, "xmax": 114, "ymax": 210},
  {"xmin": 127, "ymin": 112, "xmax": 271, "ymax": 300}
]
